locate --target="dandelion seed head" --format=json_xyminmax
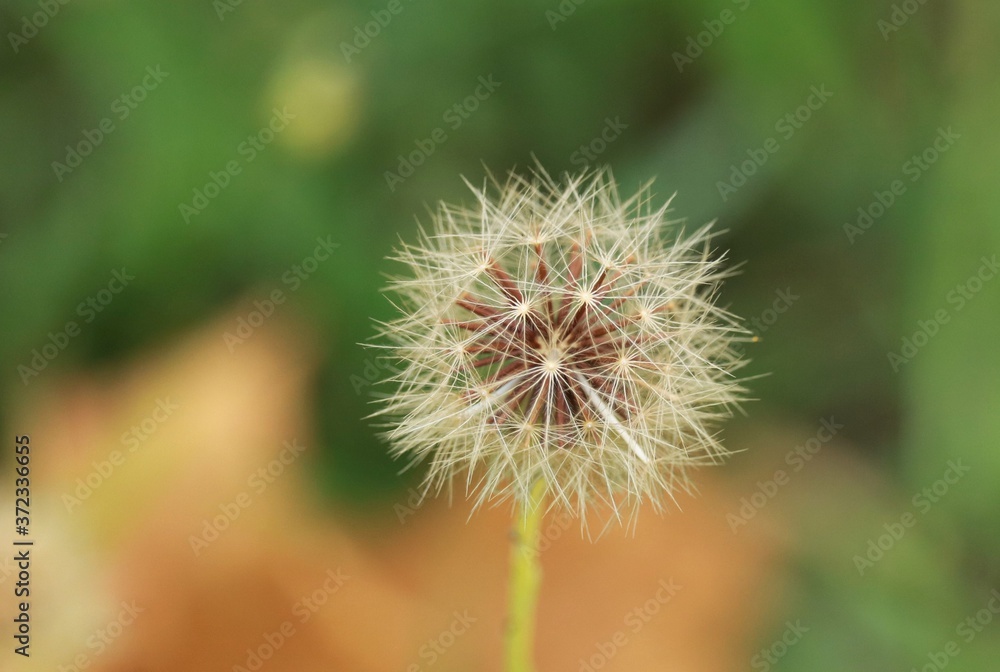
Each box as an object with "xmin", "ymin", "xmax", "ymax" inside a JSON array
[{"xmin": 372, "ymin": 166, "xmax": 749, "ymax": 527}]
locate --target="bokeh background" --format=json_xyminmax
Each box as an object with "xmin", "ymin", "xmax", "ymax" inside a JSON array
[{"xmin": 2, "ymin": 1, "xmax": 999, "ymax": 670}]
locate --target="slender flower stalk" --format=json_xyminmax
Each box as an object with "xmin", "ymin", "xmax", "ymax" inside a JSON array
[
  {"xmin": 505, "ymin": 479, "xmax": 547, "ymax": 672},
  {"xmin": 371, "ymin": 165, "xmax": 748, "ymax": 669}
]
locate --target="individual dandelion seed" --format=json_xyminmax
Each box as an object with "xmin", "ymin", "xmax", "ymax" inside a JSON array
[{"xmin": 371, "ymin": 165, "xmax": 748, "ymax": 526}]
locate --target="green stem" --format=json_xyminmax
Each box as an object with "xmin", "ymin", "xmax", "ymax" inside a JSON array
[{"xmin": 505, "ymin": 480, "xmax": 547, "ymax": 672}]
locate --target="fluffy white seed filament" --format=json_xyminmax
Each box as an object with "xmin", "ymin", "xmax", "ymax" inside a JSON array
[
  {"xmin": 574, "ymin": 372, "xmax": 651, "ymax": 464},
  {"xmin": 463, "ymin": 377, "xmax": 520, "ymax": 418}
]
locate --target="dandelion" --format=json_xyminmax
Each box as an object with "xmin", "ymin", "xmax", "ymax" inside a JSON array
[{"xmin": 371, "ymin": 165, "xmax": 748, "ymax": 671}]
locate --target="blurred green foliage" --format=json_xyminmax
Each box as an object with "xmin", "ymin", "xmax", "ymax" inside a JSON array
[{"xmin": 1, "ymin": 0, "xmax": 997, "ymax": 668}]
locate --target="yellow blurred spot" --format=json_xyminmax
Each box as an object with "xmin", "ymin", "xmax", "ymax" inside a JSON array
[{"xmin": 266, "ymin": 59, "xmax": 361, "ymax": 161}]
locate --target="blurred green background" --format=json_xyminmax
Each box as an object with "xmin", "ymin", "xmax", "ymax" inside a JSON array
[{"xmin": 2, "ymin": 0, "xmax": 999, "ymax": 669}]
